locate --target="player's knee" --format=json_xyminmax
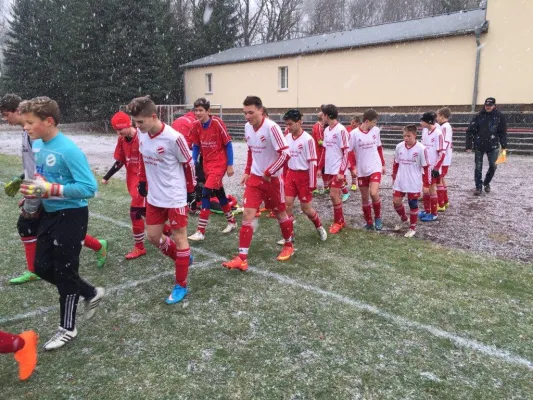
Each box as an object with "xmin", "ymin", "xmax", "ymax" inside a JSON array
[
  {"xmin": 392, "ymin": 198, "xmax": 402, "ymax": 207},
  {"xmin": 408, "ymin": 199, "xmax": 418, "ymax": 210},
  {"xmin": 201, "ymin": 187, "xmax": 214, "ymax": 209},
  {"xmin": 216, "ymin": 187, "xmax": 229, "ymax": 206},
  {"xmin": 129, "ymin": 207, "xmax": 145, "ymax": 221}
]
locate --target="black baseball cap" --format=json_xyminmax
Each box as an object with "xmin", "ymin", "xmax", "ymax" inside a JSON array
[
  {"xmin": 420, "ymin": 111, "xmax": 436, "ymax": 124},
  {"xmin": 484, "ymin": 97, "xmax": 496, "ymax": 106}
]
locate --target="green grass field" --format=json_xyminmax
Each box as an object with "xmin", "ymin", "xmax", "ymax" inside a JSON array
[{"xmin": 1, "ymin": 153, "xmax": 533, "ymax": 399}]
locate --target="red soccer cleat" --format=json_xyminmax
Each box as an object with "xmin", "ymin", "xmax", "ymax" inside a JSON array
[
  {"xmin": 276, "ymin": 245, "xmax": 294, "ymax": 261},
  {"xmin": 329, "ymin": 222, "xmax": 345, "ymax": 234},
  {"xmin": 14, "ymin": 331, "xmax": 38, "ymax": 381},
  {"xmin": 125, "ymin": 247, "xmax": 147, "ymax": 260},
  {"xmin": 222, "ymin": 256, "xmax": 248, "ymax": 271}
]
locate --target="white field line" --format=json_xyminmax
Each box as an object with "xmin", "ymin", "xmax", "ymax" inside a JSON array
[{"xmin": 0, "ymin": 259, "xmax": 218, "ymax": 325}]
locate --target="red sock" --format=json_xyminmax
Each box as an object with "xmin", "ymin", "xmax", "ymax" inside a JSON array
[
  {"xmin": 341, "ymin": 184, "xmax": 349, "ymax": 195},
  {"xmin": 409, "ymin": 207, "xmax": 418, "ymax": 230},
  {"xmin": 362, "ymin": 202, "xmax": 372, "ymax": 225},
  {"xmin": 20, "ymin": 236, "xmax": 37, "ymax": 272},
  {"xmin": 238, "ymin": 221, "xmax": 254, "ymax": 261},
  {"xmin": 158, "ymin": 236, "xmax": 177, "ymax": 261},
  {"xmin": 197, "ymin": 209, "xmax": 211, "ymax": 234},
  {"xmin": 175, "ymin": 248, "xmax": 190, "ymax": 287},
  {"xmin": 394, "ymin": 204, "xmax": 407, "ymax": 222},
  {"xmin": 0, "ymin": 331, "xmax": 24, "ymax": 353},
  {"xmin": 333, "ymin": 203, "xmax": 344, "ymax": 224},
  {"xmin": 308, "ymin": 212, "xmax": 322, "ymax": 228},
  {"xmin": 423, "ymin": 194, "xmax": 431, "ymax": 214},
  {"xmin": 437, "ymin": 186, "xmax": 445, "ymax": 208},
  {"xmin": 430, "ymin": 194, "xmax": 438, "ymax": 216},
  {"xmin": 279, "ymin": 217, "xmax": 294, "ymax": 247},
  {"xmin": 221, "ymin": 204, "xmax": 236, "ymax": 224},
  {"xmin": 163, "ymin": 224, "xmax": 172, "ymax": 236},
  {"xmin": 83, "ymin": 234, "xmax": 101, "ymax": 251},
  {"xmin": 372, "ymin": 199, "xmax": 382, "ymax": 219},
  {"xmin": 131, "ymin": 219, "xmax": 145, "ymax": 250},
  {"xmin": 443, "ymin": 186, "xmax": 449, "ymax": 204}
]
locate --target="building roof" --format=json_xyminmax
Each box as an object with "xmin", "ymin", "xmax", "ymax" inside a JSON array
[{"xmin": 183, "ymin": 8, "xmax": 488, "ymax": 69}]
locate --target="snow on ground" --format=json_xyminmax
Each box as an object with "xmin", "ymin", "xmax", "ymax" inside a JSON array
[{"xmin": 1, "ymin": 126, "xmax": 532, "ymax": 263}]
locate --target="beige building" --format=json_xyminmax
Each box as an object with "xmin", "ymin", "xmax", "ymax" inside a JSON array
[{"xmin": 182, "ymin": 0, "xmax": 533, "ymax": 112}]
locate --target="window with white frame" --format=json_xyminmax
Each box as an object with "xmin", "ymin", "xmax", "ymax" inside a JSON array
[
  {"xmin": 205, "ymin": 73, "xmax": 213, "ymax": 94},
  {"xmin": 278, "ymin": 66, "xmax": 288, "ymax": 90}
]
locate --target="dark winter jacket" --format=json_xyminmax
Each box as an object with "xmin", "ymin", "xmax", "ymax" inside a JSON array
[{"xmin": 465, "ymin": 109, "xmax": 507, "ymax": 152}]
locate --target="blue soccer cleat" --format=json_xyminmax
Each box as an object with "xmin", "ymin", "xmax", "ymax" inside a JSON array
[
  {"xmin": 418, "ymin": 211, "xmax": 428, "ymax": 219},
  {"xmin": 374, "ymin": 218, "xmax": 383, "ymax": 231},
  {"xmin": 166, "ymin": 284, "xmax": 188, "ymax": 305},
  {"xmin": 420, "ymin": 213, "xmax": 438, "ymax": 222},
  {"xmin": 341, "ymin": 192, "xmax": 350, "ymax": 203}
]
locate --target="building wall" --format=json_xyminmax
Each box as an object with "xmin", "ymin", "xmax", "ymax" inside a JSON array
[{"xmin": 477, "ymin": 0, "xmax": 533, "ymax": 105}]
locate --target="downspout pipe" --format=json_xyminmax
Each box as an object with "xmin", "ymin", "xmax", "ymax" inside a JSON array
[{"xmin": 471, "ymin": 20, "xmax": 489, "ymax": 112}]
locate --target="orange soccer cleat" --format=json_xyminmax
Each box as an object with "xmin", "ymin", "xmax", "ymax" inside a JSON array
[
  {"xmin": 125, "ymin": 247, "xmax": 147, "ymax": 260},
  {"xmin": 14, "ymin": 330, "xmax": 38, "ymax": 381},
  {"xmin": 222, "ymin": 256, "xmax": 249, "ymax": 271},
  {"xmin": 329, "ymin": 222, "xmax": 345, "ymax": 234},
  {"xmin": 276, "ymin": 245, "xmax": 294, "ymax": 261}
]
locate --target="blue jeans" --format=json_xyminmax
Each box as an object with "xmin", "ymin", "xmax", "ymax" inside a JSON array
[{"xmin": 474, "ymin": 149, "xmax": 499, "ymax": 190}]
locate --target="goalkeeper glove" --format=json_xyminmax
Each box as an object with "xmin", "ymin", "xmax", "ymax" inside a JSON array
[
  {"xmin": 20, "ymin": 179, "xmax": 63, "ymax": 198},
  {"xmin": 431, "ymin": 169, "xmax": 441, "ymax": 179},
  {"xmin": 4, "ymin": 175, "xmax": 24, "ymax": 197},
  {"xmin": 137, "ymin": 181, "xmax": 148, "ymax": 197}
]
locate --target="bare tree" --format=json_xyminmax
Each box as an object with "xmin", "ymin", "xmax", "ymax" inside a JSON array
[
  {"xmin": 303, "ymin": 0, "xmax": 347, "ymax": 35},
  {"xmin": 237, "ymin": 0, "xmax": 267, "ymax": 46},
  {"xmin": 261, "ymin": 0, "xmax": 304, "ymax": 42}
]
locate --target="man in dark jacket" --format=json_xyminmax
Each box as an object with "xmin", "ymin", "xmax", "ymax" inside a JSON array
[{"xmin": 466, "ymin": 97, "xmax": 507, "ymax": 195}]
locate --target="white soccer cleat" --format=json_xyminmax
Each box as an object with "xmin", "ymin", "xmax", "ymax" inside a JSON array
[
  {"xmin": 317, "ymin": 226, "xmax": 327, "ymax": 241},
  {"xmin": 277, "ymin": 238, "xmax": 285, "ymax": 245},
  {"xmin": 43, "ymin": 327, "xmax": 77, "ymax": 351},
  {"xmin": 85, "ymin": 287, "xmax": 105, "ymax": 320},
  {"xmin": 404, "ymin": 229, "xmax": 416, "ymax": 238},
  {"xmin": 188, "ymin": 231, "xmax": 205, "ymax": 241},
  {"xmin": 222, "ymin": 223, "xmax": 237, "ymax": 234},
  {"xmin": 394, "ymin": 220, "xmax": 409, "ymax": 232}
]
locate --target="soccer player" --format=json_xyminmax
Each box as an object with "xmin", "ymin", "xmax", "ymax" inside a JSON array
[
  {"xmin": 101, "ymin": 111, "xmax": 147, "ymax": 259},
  {"xmin": 311, "ymin": 110, "xmax": 326, "ymax": 194},
  {"xmin": 282, "ymin": 109, "xmax": 327, "ymax": 242},
  {"xmin": 349, "ymin": 109, "xmax": 386, "ymax": 231},
  {"xmin": 317, "ymin": 104, "xmax": 349, "ymax": 234},
  {"xmin": 222, "ymin": 96, "xmax": 293, "ymax": 270},
  {"xmin": 436, "ymin": 107, "xmax": 453, "ymax": 211},
  {"xmin": 346, "ymin": 116, "xmax": 360, "ymax": 191},
  {"xmin": 128, "ymin": 97, "xmax": 195, "ymax": 305},
  {"xmin": 1, "ymin": 94, "xmax": 107, "ymax": 285},
  {"xmin": 392, "ymin": 125, "xmax": 430, "ymax": 237},
  {"xmin": 419, "ymin": 112, "xmax": 445, "ymax": 222},
  {"xmin": 188, "ymin": 98, "xmax": 236, "ymax": 240},
  {"xmin": 0, "ymin": 330, "xmax": 38, "ymax": 380},
  {"xmin": 19, "ymin": 97, "xmax": 105, "ymax": 350},
  {"xmin": 171, "ymin": 110, "xmax": 196, "ymax": 149}
]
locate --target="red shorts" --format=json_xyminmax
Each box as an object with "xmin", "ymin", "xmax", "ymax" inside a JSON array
[
  {"xmin": 393, "ymin": 191, "xmax": 420, "ymax": 200},
  {"xmin": 348, "ymin": 151, "xmax": 356, "ymax": 170},
  {"xmin": 204, "ymin": 170, "xmax": 225, "ymax": 190},
  {"xmin": 358, "ymin": 172, "xmax": 382, "ymax": 188},
  {"xmin": 243, "ymin": 174, "xmax": 286, "ymax": 212},
  {"xmin": 146, "ymin": 203, "xmax": 188, "ymax": 229},
  {"xmin": 322, "ymin": 174, "xmax": 344, "ymax": 189},
  {"xmin": 285, "ymin": 169, "xmax": 313, "ymax": 203},
  {"xmin": 440, "ymin": 166, "xmax": 449, "ymax": 179}
]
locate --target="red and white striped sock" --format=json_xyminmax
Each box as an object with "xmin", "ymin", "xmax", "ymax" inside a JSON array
[
  {"xmin": 238, "ymin": 221, "xmax": 254, "ymax": 261},
  {"xmin": 131, "ymin": 219, "xmax": 145, "ymax": 250},
  {"xmin": 394, "ymin": 203, "xmax": 407, "ymax": 222},
  {"xmin": 175, "ymin": 248, "xmax": 190, "ymax": 287},
  {"xmin": 197, "ymin": 209, "xmax": 210, "ymax": 234},
  {"xmin": 362, "ymin": 202, "xmax": 372, "ymax": 225},
  {"xmin": 221, "ymin": 204, "xmax": 236, "ymax": 224},
  {"xmin": 409, "ymin": 207, "xmax": 418, "ymax": 230},
  {"xmin": 158, "ymin": 236, "xmax": 177, "ymax": 261},
  {"xmin": 308, "ymin": 212, "xmax": 322, "ymax": 228},
  {"xmin": 333, "ymin": 203, "xmax": 345, "ymax": 225}
]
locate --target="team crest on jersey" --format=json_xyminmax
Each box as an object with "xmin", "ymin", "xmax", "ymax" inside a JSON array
[
  {"xmin": 412, "ymin": 152, "xmax": 418, "ymax": 161},
  {"xmin": 298, "ymin": 144, "xmax": 303, "ymax": 150},
  {"xmin": 332, "ymin": 134, "xmax": 337, "ymax": 139},
  {"xmin": 157, "ymin": 146, "xmax": 165, "ymax": 154},
  {"xmin": 260, "ymin": 136, "xmax": 266, "ymax": 142},
  {"xmin": 373, "ymin": 135, "xmax": 376, "ymax": 140},
  {"xmin": 46, "ymin": 154, "xmax": 56, "ymax": 167}
]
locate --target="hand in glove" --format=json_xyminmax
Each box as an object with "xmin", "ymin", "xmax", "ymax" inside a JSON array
[
  {"xmin": 20, "ymin": 179, "xmax": 63, "ymax": 198},
  {"xmin": 4, "ymin": 175, "xmax": 24, "ymax": 197}
]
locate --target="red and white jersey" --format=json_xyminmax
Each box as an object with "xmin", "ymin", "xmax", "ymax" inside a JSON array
[
  {"xmin": 138, "ymin": 124, "xmax": 193, "ymax": 208},
  {"xmin": 190, "ymin": 116, "xmax": 231, "ymax": 174},
  {"xmin": 171, "ymin": 112, "xmax": 196, "ymax": 149},
  {"xmin": 440, "ymin": 122, "xmax": 453, "ymax": 166},
  {"xmin": 421, "ymin": 126, "xmax": 444, "ymax": 168},
  {"xmin": 323, "ymin": 123, "xmax": 349, "ymax": 175},
  {"xmin": 244, "ymin": 118, "xmax": 289, "ymax": 178},
  {"xmin": 114, "ymin": 133, "xmax": 141, "ymax": 178},
  {"xmin": 393, "ymin": 141, "xmax": 429, "ymax": 193},
  {"xmin": 349, "ymin": 126, "xmax": 383, "ymax": 177},
  {"xmin": 287, "ymin": 131, "xmax": 317, "ymax": 187}
]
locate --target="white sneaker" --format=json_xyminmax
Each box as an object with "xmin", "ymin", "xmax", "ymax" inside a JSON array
[
  {"xmin": 85, "ymin": 287, "xmax": 105, "ymax": 320},
  {"xmin": 394, "ymin": 220, "xmax": 409, "ymax": 232},
  {"xmin": 188, "ymin": 231, "xmax": 205, "ymax": 241},
  {"xmin": 317, "ymin": 226, "xmax": 327, "ymax": 241},
  {"xmin": 404, "ymin": 229, "xmax": 416, "ymax": 238},
  {"xmin": 222, "ymin": 223, "xmax": 237, "ymax": 234},
  {"xmin": 43, "ymin": 327, "xmax": 77, "ymax": 351},
  {"xmin": 277, "ymin": 236, "xmax": 294, "ymax": 246}
]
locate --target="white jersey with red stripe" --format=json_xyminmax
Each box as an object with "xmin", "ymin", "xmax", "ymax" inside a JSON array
[
  {"xmin": 138, "ymin": 124, "xmax": 193, "ymax": 208},
  {"xmin": 349, "ymin": 126, "xmax": 383, "ymax": 177},
  {"xmin": 421, "ymin": 126, "xmax": 444, "ymax": 168},
  {"xmin": 440, "ymin": 122, "xmax": 453, "ymax": 166},
  {"xmin": 244, "ymin": 118, "xmax": 289, "ymax": 178},
  {"xmin": 393, "ymin": 141, "xmax": 429, "ymax": 193},
  {"xmin": 287, "ymin": 131, "xmax": 316, "ymax": 170},
  {"xmin": 323, "ymin": 123, "xmax": 349, "ymax": 175}
]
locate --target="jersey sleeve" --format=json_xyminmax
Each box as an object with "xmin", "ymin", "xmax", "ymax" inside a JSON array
[
  {"xmin": 174, "ymin": 135, "xmax": 193, "ymax": 164},
  {"xmin": 190, "ymin": 123, "xmax": 200, "ymax": 146},
  {"xmin": 269, "ymin": 123, "xmax": 288, "ymax": 152},
  {"xmin": 113, "ymin": 138, "xmax": 125, "ymax": 163},
  {"xmin": 62, "ymin": 146, "xmax": 98, "ymax": 199},
  {"xmin": 306, "ymin": 136, "xmax": 318, "ymax": 162},
  {"xmin": 215, "ymin": 118, "xmax": 232, "ymax": 146},
  {"xmin": 376, "ymin": 128, "xmax": 382, "ymax": 146}
]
